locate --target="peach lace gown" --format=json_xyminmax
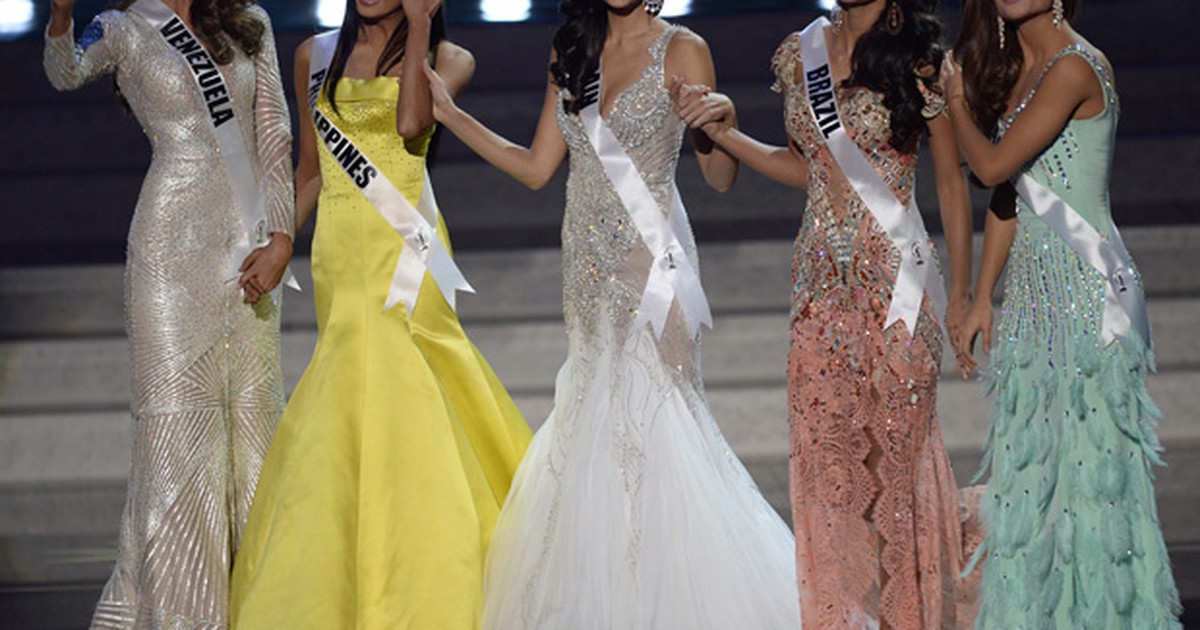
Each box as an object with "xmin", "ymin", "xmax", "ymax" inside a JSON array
[{"xmin": 772, "ymin": 32, "xmax": 978, "ymax": 629}]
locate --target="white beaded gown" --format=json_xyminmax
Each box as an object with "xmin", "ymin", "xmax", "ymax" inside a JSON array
[
  {"xmin": 481, "ymin": 26, "xmax": 801, "ymax": 629},
  {"xmin": 43, "ymin": 7, "xmax": 293, "ymax": 628}
]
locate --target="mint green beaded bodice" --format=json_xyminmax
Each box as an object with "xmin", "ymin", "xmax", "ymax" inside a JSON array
[{"xmin": 995, "ymin": 45, "xmax": 1150, "ymax": 368}]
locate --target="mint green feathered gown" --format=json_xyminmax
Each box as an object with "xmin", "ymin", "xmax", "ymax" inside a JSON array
[{"xmin": 973, "ymin": 45, "xmax": 1181, "ymax": 629}]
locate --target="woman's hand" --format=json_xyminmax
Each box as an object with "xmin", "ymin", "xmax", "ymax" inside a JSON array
[
  {"xmin": 952, "ymin": 297, "xmax": 993, "ymax": 378},
  {"xmin": 669, "ymin": 75, "xmax": 736, "ymax": 136},
  {"xmin": 669, "ymin": 75, "xmax": 709, "ymax": 111},
  {"xmin": 238, "ymin": 233, "xmax": 293, "ymax": 304},
  {"xmin": 401, "ymin": 0, "xmax": 442, "ymax": 20},
  {"xmin": 945, "ymin": 293, "xmax": 972, "ymax": 377},
  {"xmin": 939, "ymin": 54, "xmax": 964, "ymax": 107},
  {"xmin": 422, "ymin": 60, "xmax": 456, "ymax": 123}
]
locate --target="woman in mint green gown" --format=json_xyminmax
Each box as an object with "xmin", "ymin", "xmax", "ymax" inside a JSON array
[{"xmin": 942, "ymin": 0, "xmax": 1181, "ymax": 626}]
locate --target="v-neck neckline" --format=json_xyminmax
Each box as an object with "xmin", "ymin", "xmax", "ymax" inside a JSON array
[{"xmin": 596, "ymin": 25, "xmax": 673, "ymax": 123}]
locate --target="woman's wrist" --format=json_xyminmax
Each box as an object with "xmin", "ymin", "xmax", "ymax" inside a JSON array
[
  {"xmin": 47, "ymin": 6, "xmax": 72, "ymax": 38},
  {"xmin": 406, "ymin": 12, "xmax": 432, "ymax": 34},
  {"xmin": 704, "ymin": 119, "xmax": 735, "ymax": 140},
  {"xmin": 947, "ymin": 95, "xmax": 969, "ymax": 118},
  {"xmin": 269, "ymin": 232, "xmax": 293, "ymax": 249},
  {"xmin": 436, "ymin": 101, "xmax": 464, "ymax": 128}
]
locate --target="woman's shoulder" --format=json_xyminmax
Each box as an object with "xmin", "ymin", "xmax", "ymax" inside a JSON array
[
  {"xmin": 770, "ymin": 32, "xmax": 804, "ymax": 90},
  {"xmin": 83, "ymin": 8, "xmax": 135, "ymax": 32},
  {"xmin": 773, "ymin": 31, "xmax": 804, "ymax": 66},
  {"xmin": 243, "ymin": 3, "xmax": 271, "ymax": 25},
  {"xmin": 1041, "ymin": 43, "xmax": 1112, "ymax": 99},
  {"xmin": 1056, "ymin": 40, "xmax": 1114, "ymax": 83},
  {"xmin": 664, "ymin": 23, "xmax": 703, "ymax": 45},
  {"xmin": 660, "ymin": 23, "xmax": 709, "ymax": 64},
  {"xmin": 776, "ymin": 31, "xmax": 804, "ymax": 56},
  {"xmin": 76, "ymin": 9, "xmax": 135, "ymax": 50},
  {"xmin": 93, "ymin": 8, "xmax": 129, "ymax": 23}
]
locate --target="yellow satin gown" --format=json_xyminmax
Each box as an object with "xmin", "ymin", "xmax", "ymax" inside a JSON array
[{"xmin": 230, "ymin": 77, "xmax": 532, "ymax": 629}]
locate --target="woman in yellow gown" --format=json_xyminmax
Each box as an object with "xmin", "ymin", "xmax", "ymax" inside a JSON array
[{"xmin": 230, "ymin": 1, "xmax": 531, "ymax": 627}]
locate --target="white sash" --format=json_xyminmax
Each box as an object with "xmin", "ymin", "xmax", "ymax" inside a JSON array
[
  {"xmin": 308, "ymin": 30, "xmax": 473, "ymax": 314},
  {"xmin": 798, "ymin": 17, "xmax": 946, "ymax": 335},
  {"xmin": 577, "ymin": 68, "xmax": 713, "ymax": 339},
  {"xmin": 130, "ymin": 0, "xmax": 297, "ymax": 290},
  {"xmin": 1014, "ymin": 174, "xmax": 1150, "ymax": 349}
]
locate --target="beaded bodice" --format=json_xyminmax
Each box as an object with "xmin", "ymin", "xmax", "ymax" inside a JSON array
[
  {"xmin": 43, "ymin": 7, "xmax": 295, "ymax": 245},
  {"xmin": 555, "ymin": 26, "xmax": 699, "ymax": 377},
  {"xmin": 771, "ymin": 32, "xmax": 939, "ymax": 347},
  {"xmin": 994, "ymin": 46, "xmax": 1146, "ymax": 360},
  {"xmin": 1001, "ymin": 45, "xmax": 1119, "ymax": 233}
]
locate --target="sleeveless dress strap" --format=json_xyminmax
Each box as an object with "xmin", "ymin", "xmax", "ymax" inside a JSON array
[
  {"xmin": 649, "ymin": 24, "xmax": 681, "ymax": 72},
  {"xmin": 1054, "ymin": 45, "xmax": 1119, "ymax": 109},
  {"xmin": 1000, "ymin": 44, "xmax": 1117, "ymax": 132}
]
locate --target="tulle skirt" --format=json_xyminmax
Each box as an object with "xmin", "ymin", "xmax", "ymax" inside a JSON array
[{"xmin": 482, "ymin": 324, "xmax": 802, "ymax": 629}]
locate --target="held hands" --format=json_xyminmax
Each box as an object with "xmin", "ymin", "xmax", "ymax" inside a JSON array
[
  {"xmin": 945, "ymin": 294, "xmax": 971, "ymax": 377},
  {"xmin": 669, "ymin": 75, "xmax": 736, "ymax": 136},
  {"xmin": 951, "ymin": 297, "xmax": 994, "ymax": 378},
  {"xmin": 238, "ymin": 233, "xmax": 293, "ymax": 304},
  {"xmin": 422, "ymin": 61, "xmax": 455, "ymax": 123}
]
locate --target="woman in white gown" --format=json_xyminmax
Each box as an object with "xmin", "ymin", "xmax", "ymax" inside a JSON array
[{"xmin": 424, "ymin": 0, "xmax": 801, "ymax": 628}]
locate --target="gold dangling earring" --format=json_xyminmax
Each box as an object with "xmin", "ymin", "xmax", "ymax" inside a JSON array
[
  {"xmin": 997, "ymin": 15, "xmax": 1006, "ymax": 49},
  {"xmin": 831, "ymin": 4, "xmax": 844, "ymax": 31},
  {"xmin": 1052, "ymin": 0, "xmax": 1064, "ymax": 28},
  {"xmin": 886, "ymin": 0, "xmax": 904, "ymax": 35}
]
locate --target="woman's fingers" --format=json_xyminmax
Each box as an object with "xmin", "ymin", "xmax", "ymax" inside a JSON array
[
  {"xmin": 242, "ymin": 283, "xmax": 262, "ymax": 304},
  {"xmin": 678, "ymin": 96, "xmax": 729, "ymax": 130},
  {"xmin": 238, "ymin": 248, "xmax": 260, "ymax": 273}
]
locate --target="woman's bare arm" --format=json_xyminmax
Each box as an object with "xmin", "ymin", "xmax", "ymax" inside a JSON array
[{"xmin": 424, "ymin": 51, "xmax": 567, "ymax": 190}]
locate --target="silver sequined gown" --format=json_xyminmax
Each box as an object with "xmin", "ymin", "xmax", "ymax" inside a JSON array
[
  {"xmin": 480, "ymin": 26, "xmax": 801, "ymax": 629},
  {"xmin": 44, "ymin": 7, "xmax": 293, "ymax": 629}
]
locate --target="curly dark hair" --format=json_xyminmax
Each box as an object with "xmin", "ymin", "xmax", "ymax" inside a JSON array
[
  {"xmin": 953, "ymin": 0, "xmax": 1080, "ymax": 135},
  {"xmin": 117, "ymin": 0, "xmax": 265, "ymax": 64},
  {"xmin": 841, "ymin": 0, "xmax": 947, "ymax": 151},
  {"xmin": 550, "ymin": 0, "xmax": 608, "ymax": 115}
]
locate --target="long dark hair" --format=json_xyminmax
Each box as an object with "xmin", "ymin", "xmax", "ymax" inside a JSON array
[
  {"xmin": 954, "ymin": 0, "xmax": 1080, "ymax": 134},
  {"xmin": 113, "ymin": 0, "xmax": 263, "ymax": 110},
  {"xmin": 551, "ymin": 0, "xmax": 608, "ymax": 115},
  {"xmin": 325, "ymin": 4, "xmax": 448, "ymax": 115},
  {"xmin": 117, "ymin": 0, "xmax": 264, "ymax": 63},
  {"xmin": 842, "ymin": 0, "xmax": 946, "ymax": 151}
]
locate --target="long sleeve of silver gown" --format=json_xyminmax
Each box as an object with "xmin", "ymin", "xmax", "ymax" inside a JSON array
[
  {"xmin": 44, "ymin": 8, "xmax": 292, "ymax": 629},
  {"xmin": 250, "ymin": 9, "xmax": 295, "ymax": 240}
]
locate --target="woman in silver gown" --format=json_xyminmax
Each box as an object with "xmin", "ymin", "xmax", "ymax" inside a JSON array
[
  {"xmin": 426, "ymin": 0, "xmax": 801, "ymax": 627},
  {"xmin": 43, "ymin": 0, "xmax": 293, "ymax": 626}
]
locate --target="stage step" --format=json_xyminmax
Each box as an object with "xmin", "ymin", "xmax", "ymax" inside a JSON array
[{"xmin": 2, "ymin": 230, "xmax": 1199, "ymax": 595}]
